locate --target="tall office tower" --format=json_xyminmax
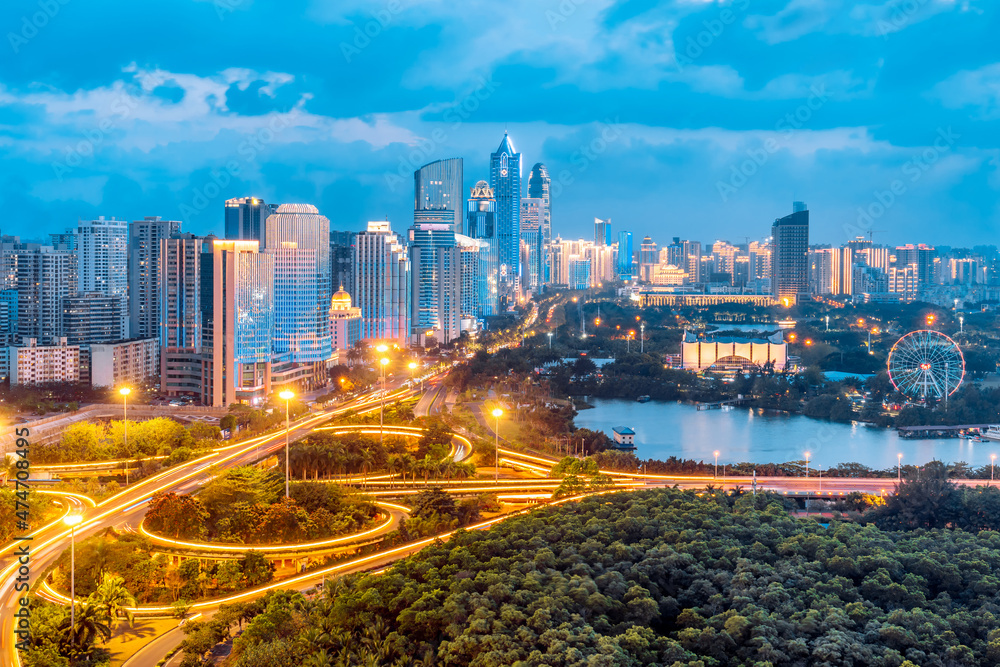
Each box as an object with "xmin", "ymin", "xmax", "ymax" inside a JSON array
[
  {"xmin": 62, "ymin": 293, "xmax": 125, "ymax": 344},
  {"xmin": 547, "ymin": 241, "xmax": 565, "ymax": 287},
  {"xmin": 353, "ymin": 221, "xmax": 410, "ymax": 344},
  {"xmin": 414, "ymin": 158, "xmax": 464, "ymax": 235},
  {"xmin": 159, "ymin": 233, "xmax": 213, "ymax": 400},
  {"xmin": 466, "ymin": 180, "xmax": 499, "ymax": 317},
  {"xmin": 771, "ymin": 204, "xmax": 810, "ymax": 304},
  {"xmin": 264, "ymin": 204, "xmax": 332, "ymax": 363},
  {"xmin": 639, "ymin": 236, "xmax": 658, "ymax": 282},
  {"xmin": 894, "ymin": 244, "xmax": 937, "ymax": 285},
  {"xmin": 617, "ymin": 231, "xmax": 633, "ymax": 281},
  {"xmin": 409, "ymin": 223, "xmax": 461, "ymax": 345},
  {"xmin": 224, "ymin": 197, "xmax": 278, "ymax": 242},
  {"xmin": 330, "ymin": 230, "xmax": 355, "ymax": 298},
  {"xmin": 204, "ymin": 240, "xmax": 274, "ymax": 407},
  {"xmin": 666, "ymin": 238, "xmax": 684, "ymax": 267},
  {"xmin": 793, "ymin": 201, "xmax": 808, "ymax": 213},
  {"xmin": 13, "ymin": 246, "xmax": 77, "ymax": 344},
  {"xmin": 567, "ymin": 256, "xmax": 591, "ymax": 290},
  {"xmin": 527, "ymin": 163, "xmax": 551, "ymax": 282},
  {"xmin": 456, "ymin": 234, "xmax": 485, "ymax": 326},
  {"xmin": 76, "ymin": 217, "xmax": 128, "ymax": 338},
  {"xmin": 520, "ymin": 198, "xmax": 544, "ymax": 291},
  {"xmin": 489, "ymin": 133, "xmax": 521, "ymax": 309},
  {"xmin": 594, "ymin": 218, "xmax": 611, "ymax": 247},
  {"xmin": 129, "ymin": 216, "xmax": 181, "ymax": 340}
]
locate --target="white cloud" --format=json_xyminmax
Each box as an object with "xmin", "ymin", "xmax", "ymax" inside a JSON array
[{"xmin": 933, "ymin": 63, "xmax": 1000, "ymax": 119}]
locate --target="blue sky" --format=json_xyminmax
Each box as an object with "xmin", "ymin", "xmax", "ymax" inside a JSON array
[{"xmin": 1, "ymin": 0, "xmax": 997, "ymax": 246}]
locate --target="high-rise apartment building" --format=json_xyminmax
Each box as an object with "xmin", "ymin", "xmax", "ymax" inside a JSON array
[
  {"xmin": 76, "ymin": 217, "xmax": 128, "ymax": 338},
  {"xmin": 617, "ymin": 231, "xmax": 633, "ymax": 281},
  {"xmin": 527, "ymin": 163, "xmax": 551, "ymax": 283},
  {"xmin": 466, "ymin": 180, "xmax": 499, "ymax": 317},
  {"xmin": 129, "ymin": 216, "xmax": 181, "ymax": 340},
  {"xmin": 159, "ymin": 233, "xmax": 213, "ymax": 399},
  {"xmin": 353, "ymin": 221, "xmax": 410, "ymax": 344},
  {"xmin": 771, "ymin": 204, "xmax": 810, "ymax": 304},
  {"xmin": 456, "ymin": 234, "xmax": 485, "ymax": 326},
  {"xmin": 809, "ymin": 247, "xmax": 853, "ymax": 296},
  {"xmin": 409, "ymin": 223, "xmax": 461, "ymax": 345},
  {"xmin": 894, "ymin": 244, "xmax": 937, "ymax": 285},
  {"xmin": 639, "ymin": 236, "xmax": 658, "ymax": 282},
  {"xmin": 13, "ymin": 245, "xmax": 77, "ymax": 344},
  {"xmin": 264, "ymin": 204, "xmax": 332, "ymax": 363},
  {"xmin": 520, "ymin": 198, "xmax": 544, "ymax": 292},
  {"xmin": 414, "ymin": 158, "xmax": 464, "ymax": 235},
  {"xmin": 62, "ymin": 293, "xmax": 125, "ymax": 345},
  {"xmin": 489, "ymin": 133, "xmax": 521, "ymax": 309},
  {"xmin": 224, "ymin": 197, "xmax": 278, "ymax": 243}
]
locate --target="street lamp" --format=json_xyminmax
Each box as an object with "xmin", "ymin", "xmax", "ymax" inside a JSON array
[
  {"xmin": 408, "ymin": 361, "xmax": 421, "ymax": 393},
  {"xmin": 804, "ymin": 451, "xmax": 811, "ymax": 478},
  {"xmin": 640, "ymin": 323, "xmax": 645, "ymax": 354},
  {"xmin": 992, "ymin": 454, "xmax": 996, "ymax": 483},
  {"xmin": 379, "ymin": 358, "xmax": 390, "ymax": 448},
  {"xmin": 713, "ymin": 450, "xmax": 720, "ymax": 478},
  {"xmin": 64, "ymin": 514, "xmax": 83, "ymax": 630},
  {"xmin": 279, "ymin": 390, "xmax": 294, "ymax": 498},
  {"xmin": 492, "ymin": 408, "xmax": 503, "ymax": 482},
  {"xmin": 897, "ymin": 453, "xmax": 902, "ymax": 482},
  {"xmin": 119, "ymin": 387, "xmax": 131, "ymax": 485},
  {"xmin": 547, "ymin": 332, "xmax": 553, "ymax": 349}
]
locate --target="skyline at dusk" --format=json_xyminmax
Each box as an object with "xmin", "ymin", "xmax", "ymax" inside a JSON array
[{"xmin": 2, "ymin": 0, "xmax": 998, "ymax": 245}]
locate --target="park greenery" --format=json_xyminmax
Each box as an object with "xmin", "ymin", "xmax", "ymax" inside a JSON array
[
  {"xmin": 220, "ymin": 484, "xmax": 1000, "ymax": 666},
  {"xmin": 144, "ymin": 466, "xmax": 379, "ymax": 544},
  {"xmin": 0, "ymin": 487, "xmax": 59, "ymax": 543},
  {"xmin": 21, "ymin": 573, "xmax": 139, "ymax": 667},
  {"xmin": 37, "ymin": 417, "xmax": 222, "ymax": 464}
]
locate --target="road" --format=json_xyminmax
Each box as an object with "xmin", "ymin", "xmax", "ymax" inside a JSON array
[{"xmin": 1, "ymin": 387, "xmax": 410, "ymax": 666}]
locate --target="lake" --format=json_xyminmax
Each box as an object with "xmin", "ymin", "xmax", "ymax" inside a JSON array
[{"xmin": 573, "ymin": 398, "xmax": 996, "ymax": 470}]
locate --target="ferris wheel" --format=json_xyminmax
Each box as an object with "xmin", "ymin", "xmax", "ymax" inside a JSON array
[{"xmin": 887, "ymin": 330, "xmax": 964, "ymax": 400}]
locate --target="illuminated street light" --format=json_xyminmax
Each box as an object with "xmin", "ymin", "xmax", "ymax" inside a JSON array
[
  {"xmin": 64, "ymin": 514, "xmax": 83, "ymax": 629},
  {"xmin": 492, "ymin": 408, "xmax": 503, "ymax": 482},
  {"xmin": 804, "ymin": 451, "xmax": 811, "ymax": 478},
  {"xmin": 713, "ymin": 450, "xmax": 720, "ymax": 478},
  {"xmin": 897, "ymin": 453, "xmax": 902, "ymax": 482},
  {"xmin": 279, "ymin": 390, "xmax": 294, "ymax": 498},
  {"xmin": 119, "ymin": 387, "xmax": 131, "ymax": 486}
]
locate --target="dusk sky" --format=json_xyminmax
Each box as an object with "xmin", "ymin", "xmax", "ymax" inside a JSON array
[{"xmin": 1, "ymin": 0, "xmax": 997, "ymax": 246}]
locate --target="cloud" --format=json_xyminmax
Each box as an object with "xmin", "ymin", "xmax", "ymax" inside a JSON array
[{"xmin": 933, "ymin": 63, "xmax": 1000, "ymax": 119}]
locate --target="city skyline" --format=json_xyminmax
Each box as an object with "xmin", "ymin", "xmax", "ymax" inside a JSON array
[{"xmin": 2, "ymin": 2, "xmax": 997, "ymax": 246}]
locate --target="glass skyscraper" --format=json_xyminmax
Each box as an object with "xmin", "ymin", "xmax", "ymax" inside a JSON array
[
  {"xmin": 617, "ymin": 231, "xmax": 633, "ymax": 281},
  {"xmin": 414, "ymin": 158, "xmax": 464, "ymax": 235},
  {"xmin": 264, "ymin": 204, "xmax": 332, "ymax": 363},
  {"xmin": 771, "ymin": 204, "xmax": 810, "ymax": 304},
  {"xmin": 353, "ymin": 221, "xmax": 410, "ymax": 344},
  {"xmin": 225, "ymin": 197, "xmax": 278, "ymax": 242},
  {"xmin": 527, "ymin": 163, "xmax": 551, "ymax": 283},
  {"xmin": 466, "ymin": 180, "xmax": 498, "ymax": 317},
  {"xmin": 520, "ymin": 198, "xmax": 544, "ymax": 291},
  {"xmin": 409, "ymin": 223, "xmax": 461, "ymax": 344},
  {"xmin": 489, "ymin": 133, "xmax": 520, "ymax": 308}
]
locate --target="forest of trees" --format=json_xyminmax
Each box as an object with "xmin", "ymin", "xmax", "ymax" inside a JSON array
[{"xmin": 220, "ymin": 486, "xmax": 1000, "ymax": 666}]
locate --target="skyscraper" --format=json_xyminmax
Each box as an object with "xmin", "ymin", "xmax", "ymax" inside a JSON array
[
  {"xmin": 409, "ymin": 223, "xmax": 461, "ymax": 345},
  {"xmin": 264, "ymin": 204, "xmax": 332, "ymax": 363},
  {"xmin": 594, "ymin": 218, "xmax": 611, "ymax": 247},
  {"xmin": 639, "ymin": 236, "xmax": 658, "ymax": 282},
  {"xmin": 76, "ymin": 217, "xmax": 128, "ymax": 338},
  {"xmin": 617, "ymin": 231, "xmax": 633, "ymax": 281},
  {"xmin": 330, "ymin": 230, "xmax": 355, "ymax": 299},
  {"xmin": 466, "ymin": 180, "xmax": 498, "ymax": 317},
  {"xmin": 159, "ymin": 233, "xmax": 213, "ymax": 400},
  {"xmin": 414, "ymin": 158, "xmax": 464, "ymax": 235},
  {"xmin": 205, "ymin": 240, "xmax": 274, "ymax": 407},
  {"xmin": 456, "ymin": 234, "xmax": 485, "ymax": 327},
  {"xmin": 129, "ymin": 216, "xmax": 181, "ymax": 340},
  {"xmin": 527, "ymin": 163, "xmax": 551, "ymax": 282},
  {"xmin": 353, "ymin": 221, "xmax": 410, "ymax": 344},
  {"xmin": 520, "ymin": 198, "xmax": 544, "ymax": 291},
  {"xmin": 771, "ymin": 204, "xmax": 810, "ymax": 304},
  {"xmin": 13, "ymin": 245, "xmax": 77, "ymax": 345},
  {"xmin": 489, "ymin": 133, "xmax": 521, "ymax": 309},
  {"xmin": 224, "ymin": 197, "xmax": 278, "ymax": 242}
]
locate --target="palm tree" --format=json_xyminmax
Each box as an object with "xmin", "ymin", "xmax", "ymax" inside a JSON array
[
  {"xmin": 386, "ymin": 455, "xmax": 400, "ymax": 489},
  {"xmin": 60, "ymin": 601, "xmax": 112, "ymax": 654},
  {"xmin": 89, "ymin": 572, "xmax": 137, "ymax": 632},
  {"xmin": 304, "ymin": 648, "xmax": 334, "ymax": 667}
]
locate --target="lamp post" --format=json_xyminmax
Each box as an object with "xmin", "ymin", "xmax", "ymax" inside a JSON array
[
  {"xmin": 897, "ymin": 453, "xmax": 902, "ymax": 482},
  {"xmin": 119, "ymin": 387, "xmax": 131, "ymax": 485},
  {"xmin": 804, "ymin": 451, "xmax": 810, "ymax": 478},
  {"xmin": 64, "ymin": 514, "xmax": 83, "ymax": 630},
  {"xmin": 819, "ymin": 464, "xmax": 823, "ymax": 494},
  {"xmin": 713, "ymin": 450, "xmax": 720, "ymax": 478},
  {"xmin": 992, "ymin": 454, "xmax": 996, "ymax": 484},
  {"xmin": 640, "ymin": 323, "xmax": 645, "ymax": 354},
  {"xmin": 492, "ymin": 408, "xmax": 503, "ymax": 482},
  {"xmin": 379, "ymin": 357, "xmax": 390, "ymax": 448},
  {"xmin": 547, "ymin": 332, "xmax": 553, "ymax": 349},
  {"xmin": 408, "ymin": 361, "xmax": 421, "ymax": 393},
  {"xmin": 279, "ymin": 390, "xmax": 294, "ymax": 498}
]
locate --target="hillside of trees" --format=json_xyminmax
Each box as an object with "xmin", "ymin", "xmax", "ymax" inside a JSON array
[{"xmin": 221, "ymin": 487, "xmax": 1000, "ymax": 666}]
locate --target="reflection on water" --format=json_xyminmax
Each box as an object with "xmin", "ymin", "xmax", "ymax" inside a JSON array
[{"xmin": 574, "ymin": 398, "xmax": 996, "ymax": 469}]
